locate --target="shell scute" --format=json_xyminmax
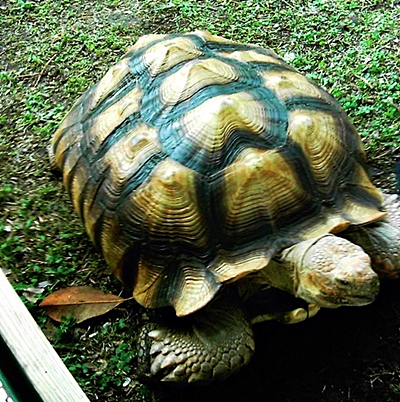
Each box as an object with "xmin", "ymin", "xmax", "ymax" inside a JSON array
[{"xmin": 219, "ymin": 148, "xmax": 314, "ymax": 242}]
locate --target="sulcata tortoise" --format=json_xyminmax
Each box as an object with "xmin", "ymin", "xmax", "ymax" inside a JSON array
[{"xmin": 50, "ymin": 31, "xmax": 400, "ymax": 383}]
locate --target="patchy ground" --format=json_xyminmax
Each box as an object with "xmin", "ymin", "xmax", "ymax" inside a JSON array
[{"xmin": 1, "ymin": 0, "xmax": 400, "ymax": 401}]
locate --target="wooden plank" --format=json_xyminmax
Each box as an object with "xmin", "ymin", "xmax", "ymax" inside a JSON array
[
  {"xmin": 0, "ymin": 270, "xmax": 90, "ymax": 402},
  {"xmin": 0, "ymin": 335, "xmax": 43, "ymax": 402}
]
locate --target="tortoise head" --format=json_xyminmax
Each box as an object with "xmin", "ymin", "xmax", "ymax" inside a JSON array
[{"xmin": 293, "ymin": 235, "xmax": 380, "ymax": 308}]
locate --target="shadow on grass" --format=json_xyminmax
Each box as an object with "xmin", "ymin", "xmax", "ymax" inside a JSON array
[{"xmin": 153, "ymin": 281, "xmax": 400, "ymax": 402}]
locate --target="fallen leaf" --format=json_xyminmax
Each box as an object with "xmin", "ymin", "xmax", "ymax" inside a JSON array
[
  {"xmin": 22, "ymin": 280, "xmax": 52, "ymax": 302},
  {"xmin": 38, "ymin": 280, "xmax": 53, "ymax": 288},
  {"xmin": 23, "ymin": 286, "xmax": 46, "ymax": 302},
  {"xmin": 39, "ymin": 286, "xmax": 129, "ymax": 323}
]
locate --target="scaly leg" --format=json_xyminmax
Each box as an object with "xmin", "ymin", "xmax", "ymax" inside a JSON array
[
  {"xmin": 341, "ymin": 193, "xmax": 400, "ymax": 279},
  {"xmin": 137, "ymin": 290, "xmax": 254, "ymax": 384}
]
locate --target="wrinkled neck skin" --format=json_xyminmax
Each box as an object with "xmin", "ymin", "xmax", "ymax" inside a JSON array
[
  {"xmin": 258, "ymin": 254, "xmax": 297, "ymax": 296},
  {"xmin": 262, "ymin": 234, "xmax": 380, "ymax": 308}
]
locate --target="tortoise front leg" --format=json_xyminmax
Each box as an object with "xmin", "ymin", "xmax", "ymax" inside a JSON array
[
  {"xmin": 341, "ymin": 193, "xmax": 400, "ymax": 279},
  {"xmin": 137, "ymin": 291, "xmax": 255, "ymax": 383}
]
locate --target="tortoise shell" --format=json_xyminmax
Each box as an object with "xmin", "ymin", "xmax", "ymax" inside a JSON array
[{"xmin": 52, "ymin": 31, "xmax": 385, "ymax": 317}]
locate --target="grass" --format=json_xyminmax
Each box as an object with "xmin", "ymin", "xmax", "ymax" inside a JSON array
[{"xmin": 0, "ymin": 0, "xmax": 399, "ymax": 401}]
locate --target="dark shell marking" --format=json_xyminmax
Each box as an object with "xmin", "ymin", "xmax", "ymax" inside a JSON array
[{"xmin": 52, "ymin": 31, "xmax": 385, "ymax": 316}]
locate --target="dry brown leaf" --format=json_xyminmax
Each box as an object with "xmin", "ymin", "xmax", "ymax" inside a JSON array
[{"xmin": 39, "ymin": 286, "xmax": 129, "ymax": 323}]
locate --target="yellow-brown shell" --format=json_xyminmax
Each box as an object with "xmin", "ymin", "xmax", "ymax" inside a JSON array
[{"xmin": 51, "ymin": 31, "xmax": 385, "ymax": 317}]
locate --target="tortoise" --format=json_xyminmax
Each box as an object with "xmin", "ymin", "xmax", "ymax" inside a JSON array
[{"xmin": 50, "ymin": 31, "xmax": 400, "ymax": 383}]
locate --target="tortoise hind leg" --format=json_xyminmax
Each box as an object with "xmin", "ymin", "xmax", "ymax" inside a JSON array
[
  {"xmin": 137, "ymin": 290, "xmax": 255, "ymax": 383},
  {"xmin": 341, "ymin": 193, "xmax": 400, "ymax": 279}
]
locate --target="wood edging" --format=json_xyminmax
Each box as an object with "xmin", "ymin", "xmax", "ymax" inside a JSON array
[{"xmin": 0, "ymin": 269, "xmax": 90, "ymax": 402}]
